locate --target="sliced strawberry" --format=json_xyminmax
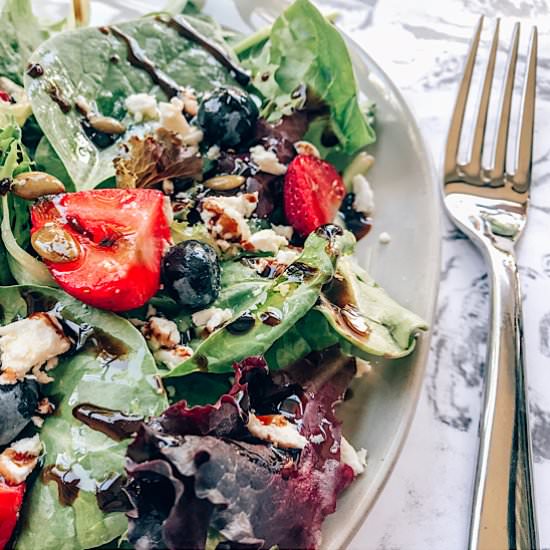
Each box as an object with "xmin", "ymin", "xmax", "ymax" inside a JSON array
[
  {"xmin": 31, "ymin": 189, "xmax": 171, "ymax": 312},
  {"xmin": 283, "ymin": 155, "xmax": 346, "ymax": 236},
  {"xmin": 0, "ymin": 482, "xmax": 25, "ymax": 548}
]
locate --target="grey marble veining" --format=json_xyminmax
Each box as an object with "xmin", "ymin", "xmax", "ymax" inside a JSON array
[{"xmin": 306, "ymin": 1, "xmax": 550, "ymax": 549}]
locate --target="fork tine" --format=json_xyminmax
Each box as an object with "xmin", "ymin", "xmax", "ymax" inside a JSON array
[
  {"xmin": 462, "ymin": 19, "xmax": 500, "ymax": 180},
  {"xmin": 511, "ymin": 27, "xmax": 537, "ymax": 193},
  {"xmin": 486, "ymin": 22, "xmax": 520, "ymax": 184},
  {"xmin": 444, "ymin": 16, "xmax": 483, "ymax": 181}
]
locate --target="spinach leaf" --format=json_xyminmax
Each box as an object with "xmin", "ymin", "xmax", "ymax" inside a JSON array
[
  {"xmin": 239, "ymin": 0, "xmax": 375, "ymax": 155},
  {"xmin": 265, "ymin": 256, "xmax": 428, "ymax": 369},
  {"xmin": 0, "ymin": 0, "xmax": 49, "ymax": 85},
  {"xmin": 25, "ymin": 16, "xmax": 241, "ymax": 190},
  {"xmin": 1, "ymin": 285, "xmax": 168, "ymax": 550},
  {"xmin": 165, "ymin": 229, "xmax": 355, "ymax": 378}
]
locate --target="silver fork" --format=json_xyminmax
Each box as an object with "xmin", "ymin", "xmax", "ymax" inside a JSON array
[{"xmin": 443, "ymin": 18, "xmax": 538, "ymax": 550}]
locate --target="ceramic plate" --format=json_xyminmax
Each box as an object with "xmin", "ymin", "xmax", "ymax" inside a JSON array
[{"xmin": 36, "ymin": 1, "xmax": 442, "ymax": 547}]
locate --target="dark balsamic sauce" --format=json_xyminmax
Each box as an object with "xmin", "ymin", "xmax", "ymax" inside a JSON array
[
  {"xmin": 226, "ymin": 312, "xmax": 255, "ymax": 334},
  {"xmin": 96, "ymin": 474, "xmax": 132, "ymax": 513},
  {"xmin": 110, "ymin": 26, "xmax": 181, "ymax": 98},
  {"xmin": 72, "ymin": 403, "xmax": 143, "ymax": 441},
  {"xmin": 340, "ymin": 193, "xmax": 372, "ymax": 241},
  {"xmin": 0, "ymin": 177, "xmax": 12, "ymax": 196},
  {"xmin": 259, "ymin": 309, "xmax": 282, "ymax": 327},
  {"xmin": 283, "ymin": 262, "xmax": 317, "ymax": 283},
  {"xmin": 47, "ymin": 83, "xmax": 71, "ymax": 113},
  {"xmin": 160, "ymin": 15, "xmax": 250, "ymax": 86},
  {"xmin": 42, "ymin": 465, "xmax": 80, "ymax": 506},
  {"xmin": 26, "ymin": 63, "xmax": 44, "ymax": 78}
]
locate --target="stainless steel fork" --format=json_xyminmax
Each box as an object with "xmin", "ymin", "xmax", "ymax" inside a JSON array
[{"xmin": 443, "ymin": 18, "xmax": 538, "ymax": 550}]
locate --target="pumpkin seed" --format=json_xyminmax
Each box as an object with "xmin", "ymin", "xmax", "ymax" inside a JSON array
[
  {"xmin": 203, "ymin": 175, "xmax": 245, "ymax": 191},
  {"xmin": 88, "ymin": 115, "xmax": 126, "ymax": 134},
  {"xmin": 31, "ymin": 223, "xmax": 81, "ymax": 263},
  {"xmin": 12, "ymin": 172, "xmax": 65, "ymax": 200}
]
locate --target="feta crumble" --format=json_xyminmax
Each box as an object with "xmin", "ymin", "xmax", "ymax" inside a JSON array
[
  {"xmin": 352, "ymin": 174, "xmax": 375, "ymax": 214},
  {"xmin": 154, "ymin": 345, "xmax": 193, "ymax": 370},
  {"xmin": 250, "ymin": 145, "xmax": 287, "ymax": 175},
  {"xmin": 340, "ymin": 436, "xmax": 367, "ymax": 475},
  {"xmin": 200, "ymin": 193, "xmax": 258, "ymax": 242},
  {"xmin": 142, "ymin": 317, "xmax": 180, "ymax": 351},
  {"xmin": 0, "ymin": 435, "xmax": 42, "ymax": 485},
  {"xmin": 379, "ymin": 231, "xmax": 392, "ymax": 244},
  {"xmin": 192, "ymin": 307, "xmax": 233, "ymax": 333},
  {"xmin": 0, "ymin": 313, "xmax": 71, "ymax": 385},
  {"xmin": 247, "ymin": 413, "xmax": 308, "ymax": 449},
  {"xmin": 206, "ymin": 145, "xmax": 221, "ymax": 161},
  {"xmin": 247, "ymin": 229, "xmax": 288, "ymax": 254},
  {"xmin": 124, "ymin": 93, "xmax": 159, "ymax": 122},
  {"xmin": 159, "ymin": 97, "xmax": 203, "ymax": 145},
  {"xmin": 271, "ymin": 224, "xmax": 293, "ymax": 240}
]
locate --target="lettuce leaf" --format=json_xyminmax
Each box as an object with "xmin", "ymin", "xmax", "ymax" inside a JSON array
[
  {"xmin": 239, "ymin": 0, "xmax": 375, "ymax": 155},
  {"xmin": 0, "ymin": 123, "xmax": 55, "ymax": 286},
  {"xmin": 2, "ymin": 285, "xmax": 169, "ymax": 550},
  {"xmin": 266, "ymin": 256, "xmax": 428, "ymax": 369},
  {"xmin": 126, "ymin": 353, "xmax": 356, "ymax": 549}
]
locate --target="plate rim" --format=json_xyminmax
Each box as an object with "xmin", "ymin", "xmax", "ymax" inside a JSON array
[{"xmin": 329, "ymin": 29, "xmax": 442, "ymax": 550}]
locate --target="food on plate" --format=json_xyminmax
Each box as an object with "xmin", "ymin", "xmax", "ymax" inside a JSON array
[{"xmin": 0, "ymin": 0, "xmax": 427, "ymax": 548}]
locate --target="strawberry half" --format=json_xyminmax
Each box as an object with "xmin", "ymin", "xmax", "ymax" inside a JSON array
[
  {"xmin": 31, "ymin": 189, "xmax": 172, "ymax": 312},
  {"xmin": 283, "ymin": 154, "xmax": 346, "ymax": 236}
]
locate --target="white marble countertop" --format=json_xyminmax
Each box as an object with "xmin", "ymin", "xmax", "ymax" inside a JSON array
[{"xmin": 328, "ymin": 1, "xmax": 550, "ymax": 548}]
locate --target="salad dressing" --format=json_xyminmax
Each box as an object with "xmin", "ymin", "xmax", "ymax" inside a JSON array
[
  {"xmin": 72, "ymin": 403, "xmax": 144, "ymax": 441},
  {"xmin": 110, "ymin": 26, "xmax": 181, "ymax": 98},
  {"xmin": 96, "ymin": 474, "xmax": 131, "ymax": 513},
  {"xmin": 42, "ymin": 465, "xmax": 80, "ymax": 506},
  {"xmin": 161, "ymin": 15, "xmax": 251, "ymax": 86}
]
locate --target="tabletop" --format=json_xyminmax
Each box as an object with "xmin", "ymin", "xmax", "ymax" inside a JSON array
[{"xmin": 325, "ymin": 1, "xmax": 550, "ymax": 548}]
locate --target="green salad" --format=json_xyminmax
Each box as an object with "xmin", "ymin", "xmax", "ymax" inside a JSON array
[{"xmin": 0, "ymin": 1, "xmax": 427, "ymax": 549}]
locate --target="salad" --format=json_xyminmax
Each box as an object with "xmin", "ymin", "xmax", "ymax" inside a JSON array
[{"xmin": 0, "ymin": 0, "xmax": 427, "ymax": 548}]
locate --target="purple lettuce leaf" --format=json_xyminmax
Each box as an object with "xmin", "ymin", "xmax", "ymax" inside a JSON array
[{"xmin": 124, "ymin": 350, "xmax": 356, "ymax": 550}]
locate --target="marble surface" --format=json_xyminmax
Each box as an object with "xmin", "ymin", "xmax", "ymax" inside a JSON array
[{"xmin": 324, "ymin": 1, "xmax": 550, "ymax": 549}]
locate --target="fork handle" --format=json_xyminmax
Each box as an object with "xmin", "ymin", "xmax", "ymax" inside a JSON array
[{"xmin": 468, "ymin": 245, "xmax": 538, "ymax": 550}]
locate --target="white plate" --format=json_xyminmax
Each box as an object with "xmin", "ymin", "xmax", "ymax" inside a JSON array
[{"xmin": 36, "ymin": 1, "xmax": 442, "ymax": 547}]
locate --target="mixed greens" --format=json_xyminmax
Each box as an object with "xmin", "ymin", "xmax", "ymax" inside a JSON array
[{"xmin": 0, "ymin": 1, "xmax": 427, "ymax": 549}]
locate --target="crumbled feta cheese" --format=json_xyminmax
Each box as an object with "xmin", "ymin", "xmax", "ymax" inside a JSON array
[
  {"xmin": 247, "ymin": 229, "xmax": 288, "ymax": 254},
  {"xmin": 159, "ymin": 97, "xmax": 203, "ymax": 145},
  {"xmin": 276, "ymin": 283, "xmax": 291, "ymax": 297},
  {"xmin": 180, "ymin": 87, "xmax": 199, "ymax": 117},
  {"xmin": 192, "ymin": 307, "xmax": 233, "ymax": 333},
  {"xmin": 0, "ymin": 313, "xmax": 71, "ymax": 385},
  {"xmin": 154, "ymin": 345, "xmax": 193, "ymax": 370},
  {"xmin": 142, "ymin": 317, "xmax": 180, "ymax": 351},
  {"xmin": 125, "ymin": 93, "xmax": 159, "ymax": 122},
  {"xmin": 352, "ymin": 174, "xmax": 375, "ymax": 214},
  {"xmin": 31, "ymin": 416, "xmax": 44, "ymax": 428},
  {"xmin": 355, "ymin": 358, "xmax": 372, "ymax": 378},
  {"xmin": 275, "ymin": 248, "xmax": 300, "ymax": 265},
  {"xmin": 201, "ymin": 193, "xmax": 258, "ymax": 242},
  {"xmin": 250, "ymin": 145, "xmax": 287, "ymax": 175},
  {"xmin": 162, "ymin": 179, "xmax": 175, "ymax": 195},
  {"xmin": 206, "ymin": 145, "xmax": 221, "ymax": 161},
  {"xmin": 0, "ymin": 435, "xmax": 42, "ymax": 485},
  {"xmin": 340, "ymin": 436, "xmax": 367, "ymax": 475},
  {"xmin": 271, "ymin": 224, "xmax": 293, "ymax": 241},
  {"xmin": 379, "ymin": 231, "xmax": 392, "ymax": 244},
  {"xmin": 294, "ymin": 140, "xmax": 320, "ymax": 158},
  {"xmin": 247, "ymin": 413, "xmax": 307, "ymax": 449}
]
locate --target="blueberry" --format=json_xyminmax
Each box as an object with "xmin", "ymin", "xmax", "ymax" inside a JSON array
[
  {"xmin": 0, "ymin": 380, "xmax": 39, "ymax": 446},
  {"xmin": 162, "ymin": 241, "xmax": 221, "ymax": 309},
  {"xmin": 197, "ymin": 87, "xmax": 259, "ymax": 149}
]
